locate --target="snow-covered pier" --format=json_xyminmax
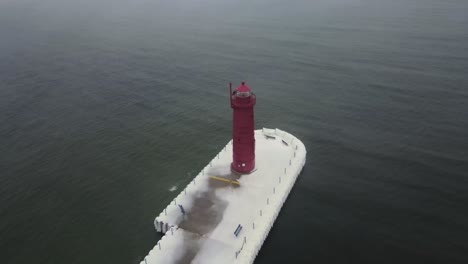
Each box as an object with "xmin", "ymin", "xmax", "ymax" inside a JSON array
[{"xmin": 140, "ymin": 128, "xmax": 306, "ymax": 264}]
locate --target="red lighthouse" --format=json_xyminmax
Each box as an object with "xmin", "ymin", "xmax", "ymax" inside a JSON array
[{"xmin": 230, "ymin": 82, "xmax": 256, "ymax": 173}]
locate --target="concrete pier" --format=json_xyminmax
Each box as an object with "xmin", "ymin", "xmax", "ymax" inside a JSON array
[{"xmin": 141, "ymin": 128, "xmax": 306, "ymax": 264}]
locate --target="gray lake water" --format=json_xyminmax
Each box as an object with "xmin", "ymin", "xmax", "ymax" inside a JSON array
[{"xmin": 1, "ymin": 0, "xmax": 467, "ymax": 263}]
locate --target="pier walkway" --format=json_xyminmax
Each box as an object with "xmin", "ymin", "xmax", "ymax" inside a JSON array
[{"xmin": 140, "ymin": 128, "xmax": 306, "ymax": 264}]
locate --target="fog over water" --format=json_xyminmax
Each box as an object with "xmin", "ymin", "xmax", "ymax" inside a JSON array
[{"xmin": 1, "ymin": 0, "xmax": 467, "ymax": 263}]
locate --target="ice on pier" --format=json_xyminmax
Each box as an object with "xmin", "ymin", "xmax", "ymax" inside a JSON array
[{"xmin": 141, "ymin": 128, "xmax": 306, "ymax": 264}]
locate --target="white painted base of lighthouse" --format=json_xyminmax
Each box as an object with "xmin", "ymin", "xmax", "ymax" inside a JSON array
[{"xmin": 141, "ymin": 128, "xmax": 306, "ymax": 264}]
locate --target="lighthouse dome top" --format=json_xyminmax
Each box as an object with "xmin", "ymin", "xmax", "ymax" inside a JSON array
[
  {"xmin": 230, "ymin": 81, "xmax": 255, "ymax": 105},
  {"xmin": 236, "ymin": 82, "xmax": 251, "ymax": 92}
]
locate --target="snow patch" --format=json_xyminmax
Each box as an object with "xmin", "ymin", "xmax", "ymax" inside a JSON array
[{"xmin": 144, "ymin": 128, "xmax": 306, "ymax": 264}]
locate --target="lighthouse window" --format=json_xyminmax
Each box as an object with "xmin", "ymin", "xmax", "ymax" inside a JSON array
[{"xmin": 237, "ymin": 91, "xmax": 250, "ymax": 97}]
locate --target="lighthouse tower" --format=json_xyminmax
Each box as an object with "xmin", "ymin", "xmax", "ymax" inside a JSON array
[{"xmin": 230, "ymin": 82, "xmax": 256, "ymax": 173}]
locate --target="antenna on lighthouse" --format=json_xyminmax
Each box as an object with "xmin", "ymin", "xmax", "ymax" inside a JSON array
[{"xmin": 229, "ymin": 82, "xmax": 233, "ymax": 104}]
